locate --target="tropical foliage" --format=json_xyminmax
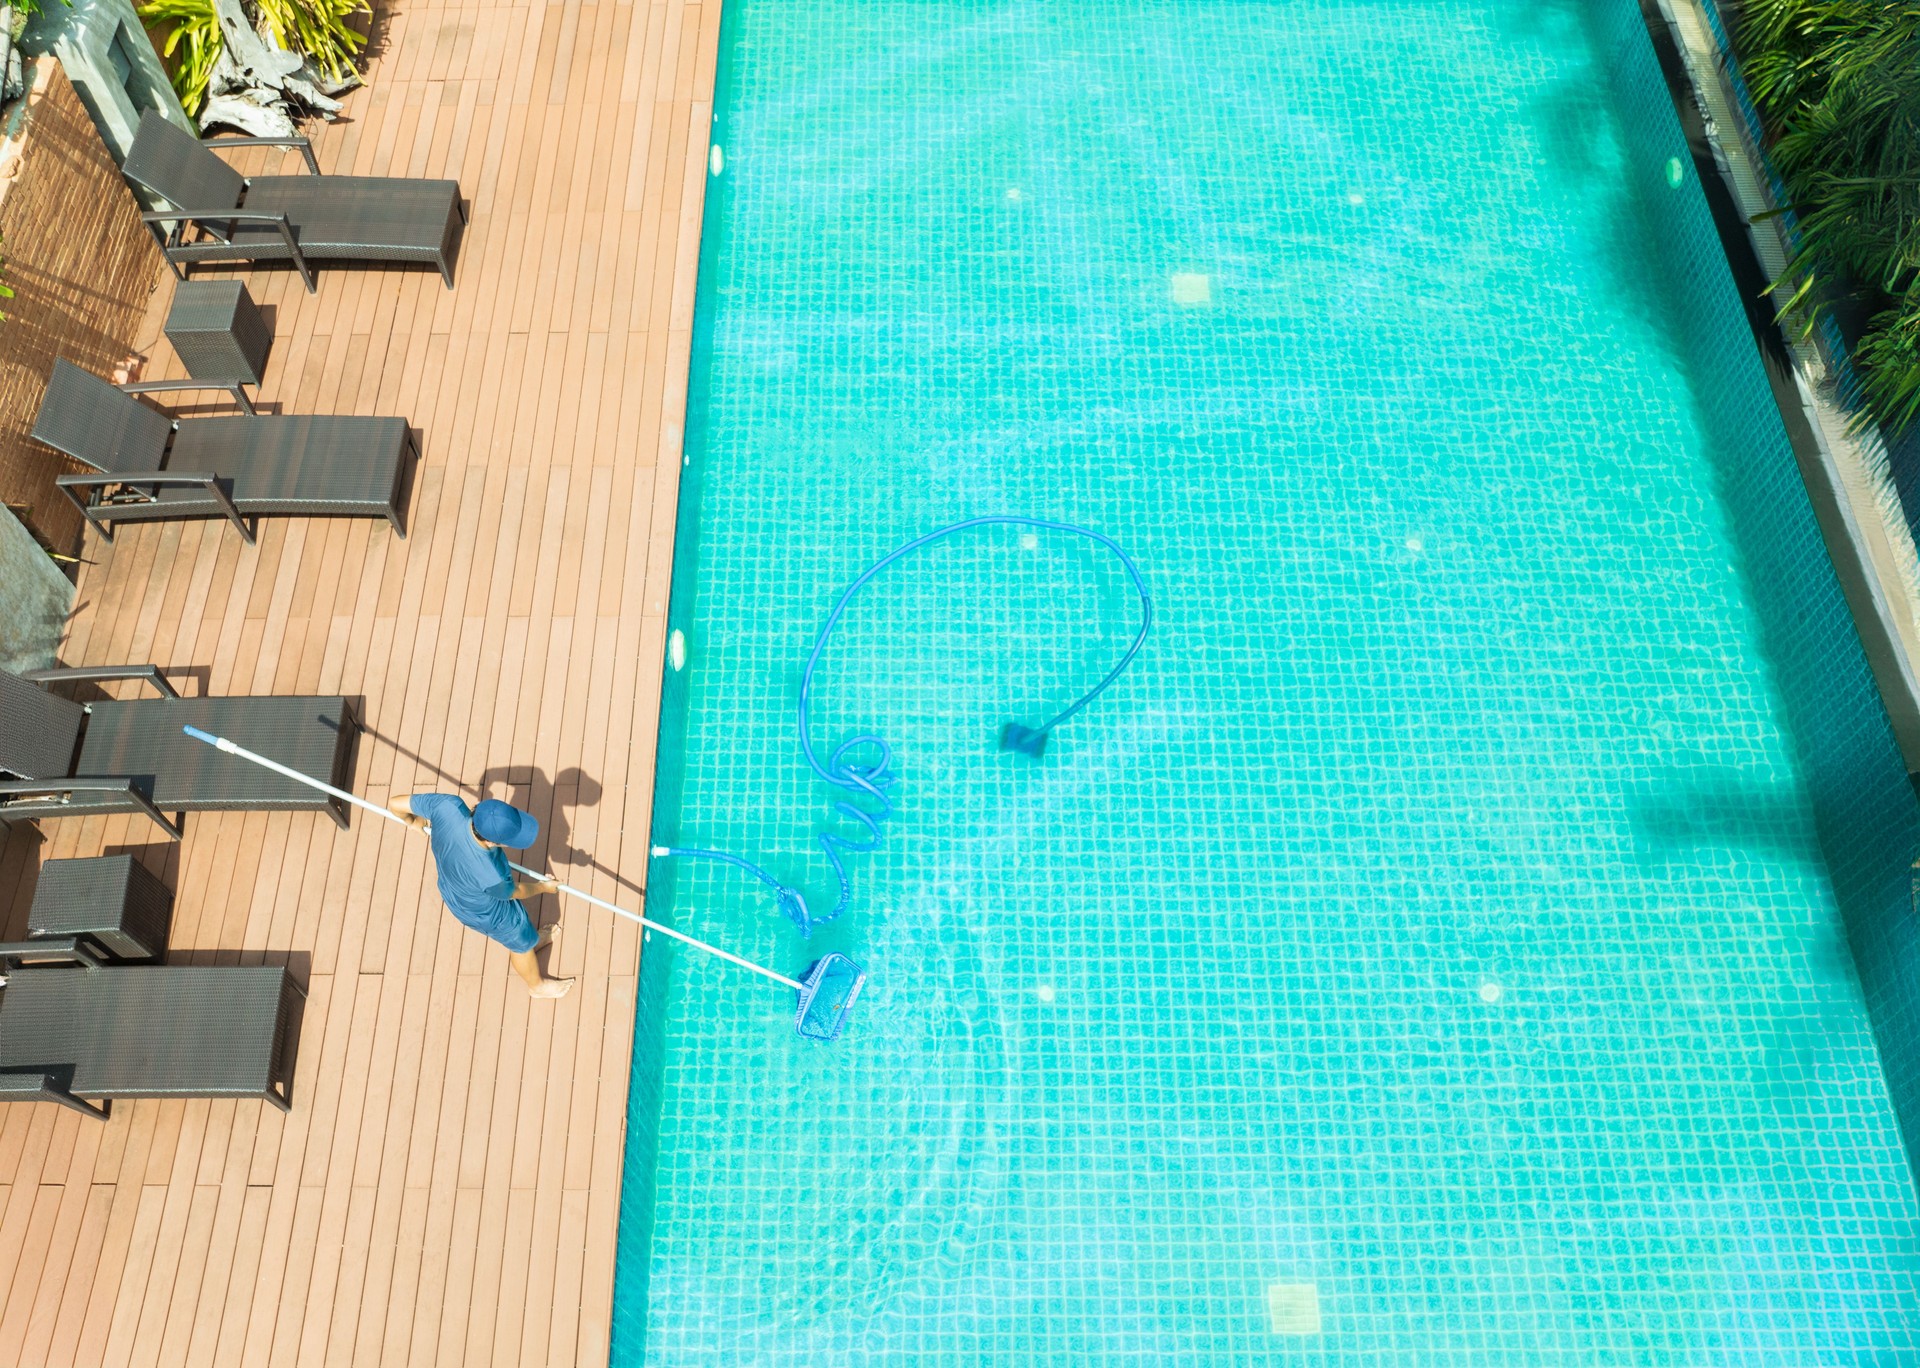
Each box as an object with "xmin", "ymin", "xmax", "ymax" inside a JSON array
[
  {"xmin": 257, "ymin": 0, "xmax": 366, "ymax": 84},
  {"xmin": 2, "ymin": 0, "xmax": 64, "ymax": 31},
  {"xmin": 138, "ymin": 0, "xmax": 367, "ymax": 116},
  {"xmin": 139, "ymin": 0, "xmax": 221, "ymax": 114},
  {"xmin": 1738, "ymin": 0, "xmax": 1920, "ymax": 432}
]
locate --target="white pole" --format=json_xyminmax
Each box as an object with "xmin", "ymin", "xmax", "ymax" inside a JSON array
[{"xmin": 180, "ymin": 726, "xmax": 804, "ymax": 991}]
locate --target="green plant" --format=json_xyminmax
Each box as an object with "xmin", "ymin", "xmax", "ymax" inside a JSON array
[
  {"xmin": 138, "ymin": 0, "xmax": 221, "ymax": 115},
  {"xmin": 257, "ymin": 0, "xmax": 366, "ymax": 85},
  {"xmin": 1739, "ymin": 0, "xmax": 1920, "ymax": 431},
  {"xmin": 6, "ymin": 0, "xmax": 64, "ymax": 24},
  {"xmin": 0, "ymin": 231, "xmax": 13, "ymax": 324},
  {"xmin": 138, "ymin": 0, "xmax": 368, "ymax": 117}
]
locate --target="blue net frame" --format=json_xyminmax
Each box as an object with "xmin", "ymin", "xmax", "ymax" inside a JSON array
[{"xmin": 795, "ymin": 953, "xmax": 867, "ymax": 1042}]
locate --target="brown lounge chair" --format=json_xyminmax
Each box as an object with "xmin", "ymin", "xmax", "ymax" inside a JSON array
[
  {"xmin": 32, "ymin": 360, "xmax": 414, "ymax": 543},
  {"xmin": 0, "ymin": 939, "xmax": 303, "ymax": 1118},
  {"xmin": 0, "ymin": 665, "xmax": 358, "ymax": 839},
  {"xmin": 121, "ymin": 110, "xmax": 465, "ymax": 292}
]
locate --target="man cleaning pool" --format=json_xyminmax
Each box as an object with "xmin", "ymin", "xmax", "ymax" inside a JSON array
[{"xmin": 389, "ymin": 790, "xmax": 574, "ymax": 999}]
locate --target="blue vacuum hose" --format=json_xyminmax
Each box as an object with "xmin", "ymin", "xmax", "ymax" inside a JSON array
[{"xmin": 655, "ymin": 516, "xmax": 1151, "ymax": 935}]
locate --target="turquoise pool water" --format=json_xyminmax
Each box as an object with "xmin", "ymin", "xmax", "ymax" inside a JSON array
[{"xmin": 613, "ymin": 0, "xmax": 1920, "ymax": 1360}]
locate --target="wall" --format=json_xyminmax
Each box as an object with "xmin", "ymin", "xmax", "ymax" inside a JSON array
[
  {"xmin": 0, "ymin": 56, "xmax": 166, "ymax": 557},
  {"xmin": 0, "ymin": 501, "xmax": 70, "ymax": 672},
  {"xmin": 1599, "ymin": 0, "xmax": 1920, "ymax": 1177},
  {"xmin": 21, "ymin": 0, "xmax": 196, "ymax": 164}
]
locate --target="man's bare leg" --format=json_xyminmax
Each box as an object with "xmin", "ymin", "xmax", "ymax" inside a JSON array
[{"xmin": 512, "ymin": 926, "xmax": 572, "ymax": 999}]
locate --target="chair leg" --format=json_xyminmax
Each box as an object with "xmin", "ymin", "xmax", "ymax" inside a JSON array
[
  {"xmin": 389, "ymin": 430, "xmax": 418, "ymax": 537},
  {"xmin": 208, "ymin": 481, "xmax": 254, "ymax": 544},
  {"xmin": 327, "ymin": 704, "xmax": 362, "ymax": 832},
  {"xmin": 38, "ymin": 1082, "xmax": 110, "ymax": 1120}
]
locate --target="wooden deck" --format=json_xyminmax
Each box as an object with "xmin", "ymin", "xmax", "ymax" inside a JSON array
[{"xmin": 0, "ymin": 0, "xmax": 721, "ymax": 1361}]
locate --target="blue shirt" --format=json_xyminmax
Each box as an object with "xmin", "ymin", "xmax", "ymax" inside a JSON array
[{"xmin": 412, "ymin": 793, "xmax": 522, "ymax": 935}]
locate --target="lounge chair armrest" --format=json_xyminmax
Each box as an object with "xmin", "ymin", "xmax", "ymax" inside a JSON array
[
  {"xmin": 0, "ymin": 937, "xmax": 104, "ymax": 970},
  {"xmin": 203, "ymin": 133, "xmax": 321, "ymax": 175},
  {"xmin": 138, "ymin": 208, "xmax": 298, "ymax": 253},
  {"xmin": 138, "ymin": 210, "xmax": 313, "ymax": 296},
  {"xmin": 0, "ymin": 1072, "xmax": 111, "ymax": 1120},
  {"xmin": 54, "ymin": 472, "xmax": 251, "ymax": 543},
  {"xmin": 140, "ymin": 209, "xmax": 295, "ymax": 226},
  {"xmin": 18, "ymin": 663, "xmax": 180, "ymax": 699},
  {"xmin": 0, "ymin": 778, "xmax": 184, "ymax": 840},
  {"xmin": 58, "ymin": 471, "xmax": 218, "ymax": 492},
  {"xmin": 56, "ymin": 472, "xmax": 144, "ymax": 494},
  {"xmin": 119, "ymin": 378, "xmax": 255, "ymax": 417}
]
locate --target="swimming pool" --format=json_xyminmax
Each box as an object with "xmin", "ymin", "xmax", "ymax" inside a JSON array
[{"xmin": 612, "ymin": 0, "xmax": 1920, "ymax": 1360}]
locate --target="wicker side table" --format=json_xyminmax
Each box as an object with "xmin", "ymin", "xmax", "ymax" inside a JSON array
[
  {"xmin": 27, "ymin": 855, "xmax": 174, "ymax": 962},
  {"xmin": 164, "ymin": 280, "xmax": 273, "ymax": 385}
]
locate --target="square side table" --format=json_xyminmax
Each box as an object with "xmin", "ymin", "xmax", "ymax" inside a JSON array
[
  {"xmin": 27, "ymin": 855, "xmax": 174, "ymax": 962},
  {"xmin": 164, "ymin": 280, "xmax": 272, "ymax": 386}
]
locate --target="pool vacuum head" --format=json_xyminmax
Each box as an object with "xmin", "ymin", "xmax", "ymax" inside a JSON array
[
  {"xmin": 999, "ymin": 722, "xmax": 1049, "ymax": 758},
  {"xmin": 795, "ymin": 953, "xmax": 867, "ymax": 1042}
]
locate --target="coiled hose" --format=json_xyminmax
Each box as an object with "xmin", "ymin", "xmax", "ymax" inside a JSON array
[{"xmin": 654, "ymin": 516, "xmax": 1151, "ymax": 935}]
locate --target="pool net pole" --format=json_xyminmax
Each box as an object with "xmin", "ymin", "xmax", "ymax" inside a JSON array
[{"xmin": 179, "ymin": 726, "xmax": 803, "ymax": 990}]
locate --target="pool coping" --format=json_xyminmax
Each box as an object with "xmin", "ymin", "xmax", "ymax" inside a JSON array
[{"xmin": 1637, "ymin": 0, "xmax": 1920, "ymax": 787}]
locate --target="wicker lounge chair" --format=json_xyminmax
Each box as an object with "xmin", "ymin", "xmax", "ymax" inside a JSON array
[
  {"xmin": 0, "ymin": 940, "xmax": 303, "ymax": 1117},
  {"xmin": 33, "ymin": 360, "xmax": 414, "ymax": 543},
  {"xmin": 0, "ymin": 665, "xmax": 359, "ymax": 839},
  {"xmin": 121, "ymin": 110, "xmax": 465, "ymax": 292}
]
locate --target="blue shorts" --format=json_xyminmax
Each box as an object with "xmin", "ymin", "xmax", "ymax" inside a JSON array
[{"xmin": 450, "ymin": 898, "xmax": 539, "ymax": 953}]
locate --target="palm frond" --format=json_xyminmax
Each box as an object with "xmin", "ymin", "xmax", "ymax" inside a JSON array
[
  {"xmin": 138, "ymin": 0, "xmax": 368, "ymax": 117},
  {"xmin": 1739, "ymin": 0, "xmax": 1920, "ymax": 431}
]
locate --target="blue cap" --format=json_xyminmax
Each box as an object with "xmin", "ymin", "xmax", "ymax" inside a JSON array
[{"xmin": 472, "ymin": 799, "xmax": 539, "ymax": 848}]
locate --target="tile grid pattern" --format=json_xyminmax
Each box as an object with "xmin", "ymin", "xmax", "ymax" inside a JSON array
[
  {"xmin": 1681, "ymin": 0, "xmax": 1920, "ymax": 1209},
  {"xmin": 617, "ymin": 0, "xmax": 1920, "ymax": 1361},
  {"xmin": 0, "ymin": 0, "xmax": 722, "ymax": 1362}
]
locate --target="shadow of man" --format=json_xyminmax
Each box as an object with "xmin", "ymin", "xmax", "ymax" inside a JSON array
[{"xmin": 475, "ymin": 764, "xmax": 644, "ymax": 903}]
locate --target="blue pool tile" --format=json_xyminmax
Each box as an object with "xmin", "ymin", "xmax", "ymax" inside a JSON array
[{"xmin": 612, "ymin": 0, "xmax": 1920, "ymax": 1361}]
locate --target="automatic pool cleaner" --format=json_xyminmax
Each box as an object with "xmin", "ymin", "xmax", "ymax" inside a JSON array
[
  {"xmin": 179, "ymin": 726, "xmax": 866, "ymax": 1043},
  {"xmin": 654, "ymin": 516, "xmax": 1153, "ymax": 941}
]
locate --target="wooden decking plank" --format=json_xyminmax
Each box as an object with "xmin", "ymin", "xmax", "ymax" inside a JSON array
[
  {"xmin": 295, "ymin": 1181, "xmax": 364, "ymax": 1366},
  {"xmin": 209, "ymin": 1185, "xmax": 272, "ymax": 1367},
  {"xmin": 177, "ymin": 1180, "xmax": 245, "ymax": 1367},
  {"xmin": 21, "ymin": 1183, "xmax": 112, "ymax": 1368},
  {"xmin": 397, "ymin": 1181, "xmax": 455, "ymax": 1366},
  {"xmin": 259, "ymin": 1187, "xmax": 323, "ymax": 1364},
  {"xmin": 371, "ymin": 1183, "xmax": 430, "ymax": 1366},
  {"xmin": 0, "ymin": 1181, "xmax": 66, "ymax": 1345},
  {"xmin": 246, "ymin": 1182, "xmax": 314, "ymax": 1365},
  {"xmin": 145, "ymin": 1182, "xmax": 220, "ymax": 1368},
  {"xmin": 486, "ymin": 1188, "xmax": 535, "ymax": 1368},
  {"xmin": 0, "ymin": 0, "xmax": 724, "ymax": 1355},
  {"xmin": 432, "ymin": 1188, "xmax": 483, "ymax": 1368},
  {"xmin": 92, "ymin": 1183, "xmax": 167, "ymax": 1366}
]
